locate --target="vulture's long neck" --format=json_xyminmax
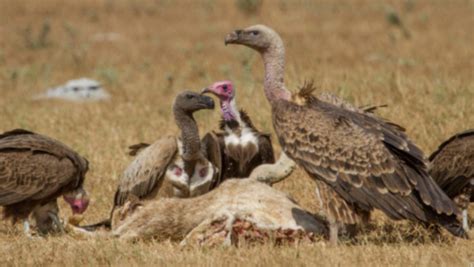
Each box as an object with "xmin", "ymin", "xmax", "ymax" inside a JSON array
[
  {"xmin": 221, "ymin": 98, "xmax": 242, "ymax": 124},
  {"xmin": 173, "ymin": 107, "xmax": 201, "ymax": 164},
  {"xmin": 262, "ymin": 40, "xmax": 291, "ymax": 103}
]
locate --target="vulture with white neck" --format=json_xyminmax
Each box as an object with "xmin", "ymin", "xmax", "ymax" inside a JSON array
[
  {"xmin": 224, "ymin": 24, "xmax": 466, "ymax": 243},
  {"xmin": 0, "ymin": 129, "xmax": 90, "ymax": 236},
  {"xmin": 83, "ymin": 91, "xmax": 217, "ymax": 231},
  {"xmin": 201, "ymin": 80, "xmax": 275, "ymax": 183},
  {"xmin": 114, "ymin": 91, "xmax": 217, "ymax": 206},
  {"xmin": 429, "ymin": 129, "xmax": 474, "ymax": 231}
]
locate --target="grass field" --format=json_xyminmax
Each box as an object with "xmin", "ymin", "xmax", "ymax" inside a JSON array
[{"xmin": 0, "ymin": 0, "xmax": 473, "ymax": 266}]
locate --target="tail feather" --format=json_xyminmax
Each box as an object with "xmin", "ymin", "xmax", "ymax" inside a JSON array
[{"xmin": 437, "ymin": 214, "xmax": 468, "ymax": 239}]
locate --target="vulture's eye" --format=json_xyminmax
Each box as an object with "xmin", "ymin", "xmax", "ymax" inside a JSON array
[
  {"xmin": 250, "ymin": 31, "xmax": 260, "ymax": 36},
  {"xmin": 186, "ymin": 94, "xmax": 194, "ymax": 99},
  {"xmin": 222, "ymin": 85, "xmax": 228, "ymax": 92}
]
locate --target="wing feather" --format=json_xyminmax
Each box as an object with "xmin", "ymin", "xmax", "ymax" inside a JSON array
[
  {"xmin": 0, "ymin": 129, "xmax": 86, "ymax": 207},
  {"xmin": 201, "ymin": 132, "xmax": 223, "ymax": 189},
  {"xmin": 273, "ymin": 98, "xmax": 460, "ymax": 223},
  {"xmin": 429, "ymin": 129, "xmax": 474, "ymax": 200},
  {"xmin": 257, "ymin": 134, "xmax": 275, "ymax": 164},
  {"xmin": 114, "ymin": 136, "xmax": 177, "ymax": 206}
]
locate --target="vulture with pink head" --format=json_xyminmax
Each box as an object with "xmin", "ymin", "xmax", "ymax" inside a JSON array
[
  {"xmin": 201, "ymin": 80, "xmax": 275, "ymax": 184},
  {"xmin": 224, "ymin": 24, "xmax": 466, "ymax": 243},
  {"xmin": 0, "ymin": 129, "xmax": 89, "ymax": 235}
]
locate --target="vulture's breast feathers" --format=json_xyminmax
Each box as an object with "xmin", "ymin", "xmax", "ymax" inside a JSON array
[
  {"xmin": 222, "ymin": 118, "xmax": 260, "ymax": 170},
  {"xmin": 166, "ymin": 139, "xmax": 217, "ymax": 197}
]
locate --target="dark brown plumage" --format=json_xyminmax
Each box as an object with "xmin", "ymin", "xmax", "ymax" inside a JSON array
[
  {"xmin": 0, "ymin": 129, "xmax": 89, "ymax": 230},
  {"xmin": 429, "ymin": 129, "xmax": 474, "ymax": 230},
  {"xmin": 201, "ymin": 81, "xmax": 275, "ymax": 184},
  {"xmin": 225, "ymin": 24, "xmax": 465, "ymax": 242},
  {"xmin": 205, "ymin": 111, "xmax": 274, "ymax": 180}
]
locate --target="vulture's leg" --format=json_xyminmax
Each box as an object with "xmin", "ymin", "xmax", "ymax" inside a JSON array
[
  {"xmin": 23, "ymin": 219, "xmax": 32, "ymax": 237},
  {"xmin": 249, "ymin": 152, "xmax": 296, "ymax": 185},
  {"xmin": 48, "ymin": 212, "xmax": 65, "ymax": 233},
  {"xmin": 462, "ymin": 209, "xmax": 469, "ymax": 231}
]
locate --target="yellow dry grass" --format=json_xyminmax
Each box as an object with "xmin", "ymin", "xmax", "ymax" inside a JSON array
[{"xmin": 0, "ymin": 0, "xmax": 473, "ymax": 266}]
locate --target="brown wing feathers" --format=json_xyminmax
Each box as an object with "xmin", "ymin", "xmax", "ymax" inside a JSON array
[
  {"xmin": 0, "ymin": 129, "xmax": 88, "ymax": 221},
  {"xmin": 114, "ymin": 136, "xmax": 177, "ymax": 206},
  {"xmin": 273, "ymin": 96, "xmax": 463, "ymax": 236},
  {"xmin": 429, "ymin": 129, "xmax": 474, "ymax": 201}
]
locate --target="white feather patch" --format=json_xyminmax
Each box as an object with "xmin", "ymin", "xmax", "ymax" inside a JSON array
[
  {"xmin": 167, "ymin": 140, "xmax": 215, "ymax": 197},
  {"xmin": 224, "ymin": 126, "xmax": 259, "ymax": 148},
  {"xmin": 166, "ymin": 140, "xmax": 188, "ymax": 193},
  {"xmin": 189, "ymin": 161, "xmax": 215, "ymax": 197}
]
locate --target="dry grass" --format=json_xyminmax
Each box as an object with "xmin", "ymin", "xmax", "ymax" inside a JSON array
[{"xmin": 0, "ymin": 0, "xmax": 473, "ymax": 266}]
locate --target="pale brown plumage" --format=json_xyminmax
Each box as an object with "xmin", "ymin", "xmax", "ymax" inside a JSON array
[
  {"xmin": 114, "ymin": 92, "xmax": 216, "ymax": 206},
  {"xmin": 311, "ymin": 81, "xmax": 396, "ymax": 227},
  {"xmin": 225, "ymin": 24, "xmax": 465, "ymax": 241},
  {"xmin": 114, "ymin": 136, "xmax": 178, "ymax": 206},
  {"xmin": 81, "ymin": 92, "xmax": 216, "ymax": 231},
  {"xmin": 429, "ymin": 129, "xmax": 474, "ymax": 229},
  {"xmin": 429, "ymin": 129, "xmax": 474, "ymax": 202},
  {"xmin": 0, "ymin": 129, "xmax": 89, "ymax": 223},
  {"xmin": 273, "ymin": 77, "xmax": 462, "ymax": 235}
]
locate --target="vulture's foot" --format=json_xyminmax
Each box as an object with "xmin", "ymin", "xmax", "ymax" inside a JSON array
[
  {"xmin": 48, "ymin": 212, "xmax": 65, "ymax": 234},
  {"xmin": 23, "ymin": 219, "xmax": 32, "ymax": 238}
]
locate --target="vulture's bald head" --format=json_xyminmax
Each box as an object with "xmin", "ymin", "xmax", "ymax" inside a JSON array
[
  {"xmin": 201, "ymin": 80, "xmax": 235, "ymax": 102},
  {"xmin": 225, "ymin": 24, "xmax": 284, "ymax": 53},
  {"xmin": 173, "ymin": 91, "xmax": 215, "ymax": 114},
  {"xmin": 63, "ymin": 187, "xmax": 89, "ymax": 214}
]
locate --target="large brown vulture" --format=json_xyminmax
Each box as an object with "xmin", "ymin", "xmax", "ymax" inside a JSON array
[
  {"xmin": 82, "ymin": 91, "xmax": 217, "ymax": 230},
  {"xmin": 429, "ymin": 129, "xmax": 474, "ymax": 231},
  {"xmin": 224, "ymin": 24, "xmax": 465, "ymax": 243},
  {"xmin": 115, "ymin": 91, "xmax": 217, "ymax": 203},
  {"xmin": 0, "ymin": 129, "xmax": 89, "ymax": 236},
  {"xmin": 201, "ymin": 80, "xmax": 275, "ymax": 184}
]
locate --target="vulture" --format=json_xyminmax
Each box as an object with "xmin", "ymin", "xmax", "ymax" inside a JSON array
[
  {"xmin": 201, "ymin": 80, "xmax": 275, "ymax": 182},
  {"xmin": 82, "ymin": 91, "xmax": 217, "ymax": 230},
  {"xmin": 0, "ymin": 129, "xmax": 89, "ymax": 236},
  {"xmin": 429, "ymin": 129, "xmax": 474, "ymax": 231},
  {"xmin": 224, "ymin": 24, "xmax": 465, "ymax": 243},
  {"xmin": 115, "ymin": 91, "xmax": 218, "ymax": 202}
]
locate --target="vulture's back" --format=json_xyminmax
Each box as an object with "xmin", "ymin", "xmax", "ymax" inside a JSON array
[
  {"xmin": 0, "ymin": 129, "xmax": 88, "ymax": 210},
  {"xmin": 429, "ymin": 129, "xmax": 474, "ymax": 200}
]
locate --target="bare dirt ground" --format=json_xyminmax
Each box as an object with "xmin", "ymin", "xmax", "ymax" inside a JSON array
[{"xmin": 0, "ymin": 0, "xmax": 473, "ymax": 266}]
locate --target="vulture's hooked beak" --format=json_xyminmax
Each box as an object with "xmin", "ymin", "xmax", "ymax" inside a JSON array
[
  {"xmin": 199, "ymin": 95, "xmax": 215, "ymax": 110},
  {"xmin": 224, "ymin": 29, "xmax": 242, "ymax": 45}
]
